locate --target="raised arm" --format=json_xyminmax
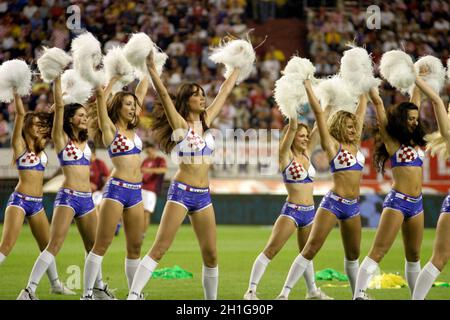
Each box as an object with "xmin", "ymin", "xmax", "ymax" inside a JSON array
[
  {"xmin": 415, "ymin": 76, "xmax": 449, "ymax": 140},
  {"xmin": 103, "ymin": 75, "xmax": 121, "ymax": 100},
  {"xmin": 95, "ymin": 86, "xmax": 116, "ymax": 146},
  {"xmin": 355, "ymin": 93, "xmax": 368, "ymax": 141},
  {"xmin": 205, "ymin": 68, "xmax": 240, "ymax": 127},
  {"xmin": 11, "ymin": 90, "xmax": 26, "ymax": 156},
  {"xmin": 51, "ymin": 76, "xmax": 68, "ymax": 150},
  {"xmin": 146, "ymin": 52, "xmax": 187, "ymax": 131},
  {"xmin": 135, "ymin": 76, "xmax": 149, "ymax": 108},
  {"xmin": 410, "ymin": 84, "xmax": 422, "ymax": 109},
  {"xmin": 304, "ymin": 79, "xmax": 336, "ymax": 158},
  {"xmin": 279, "ymin": 117, "xmax": 297, "ymax": 166}
]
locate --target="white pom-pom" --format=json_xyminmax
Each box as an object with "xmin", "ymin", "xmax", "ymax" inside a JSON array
[
  {"xmin": 380, "ymin": 50, "xmax": 415, "ymax": 93},
  {"xmin": 340, "ymin": 47, "xmax": 381, "ymax": 94},
  {"xmin": 104, "ymin": 46, "xmax": 135, "ymax": 93},
  {"xmin": 123, "ymin": 33, "xmax": 168, "ymax": 88},
  {"xmin": 274, "ymin": 74, "xmax": 306, "ymax": 119},
  {"xmin": 409, "ymin": 55, "xmax": 446, "ymax": 96},
  {"xmin": 61, "ymin": 69, "xmax": 93, "ymax": 105},
  {"xmin": 447, "ymin": 58, "xmax": 450, "ymax": 80},
  {"xmin": 209, "ymin": 39, "xmax": 256, "ymax": 84},
  {"xmin": 71, "ymin": 32, "xmax": 105, "ymax": 87},
  {"xmin": 314, "ymin": 76, "xmax": 359, "ymax": 113},
  {"xmin": 282, "ymin": 56, "xmax": 315, "ymax": 80},
  {"xmin": 0, "ymin": 59, "xmax": 32, "ymax": 102},
  {"xmin": 37, "ymin": 47, "xmax": 72, "ymax": 83}
]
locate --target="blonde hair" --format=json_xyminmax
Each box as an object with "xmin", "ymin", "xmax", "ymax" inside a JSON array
[
  {"xmin": 281, "ymin": 122, "xmax": 310, "ymax": 151},
  {"xmin": 425, "ymin": 109, "xmax": 450, "ymax": 160},
  {"xmin": 327, "ymin": 110, "xmax": 359, "ymax": 145}
]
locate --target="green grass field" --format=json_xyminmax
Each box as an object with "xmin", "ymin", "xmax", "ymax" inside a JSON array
[{"xmin": 0, "ymin": 224, "xmax": 449, "ymax": 300}]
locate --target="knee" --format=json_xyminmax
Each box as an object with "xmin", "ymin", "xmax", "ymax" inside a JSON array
[
  {"xmin": 431, "ymin": 254, "xmax": 449, "ymax": 271},
  {"xmin": 92, "ymin": 238, "xmax": 113, "ymax": 256},
  {"xmin": 302, "ymin": 239, "xmax": 322, "ymax": 260},
  {"xmin": 150, "ymin": 243, "xmax": 170, "ymax": 261},
  {"xmin": 345, "ymin": 249, "xmax": 360, "ymax": 261},
  {"xmin": 46, "ymin": 239, "xmax": 64, "ymax": 255},
  {"xmin": 263, "ymin": 244, "xmax": 280, "ymax": 260},
  {"xmin": 202, "ymin": 247, "xmax": 217, "ymax": 267},
  {"xmin": 405, "ymin": 251, "xmax": 420, "ymax": 263},
  {"xmin": 126, "ymin": 240, "xmax": 143, "ymax": 258}
]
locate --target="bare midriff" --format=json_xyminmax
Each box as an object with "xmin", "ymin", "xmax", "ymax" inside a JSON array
[
  {"xmin": 331, "ymin": 170, "xmax": 362, "ymax": 199},
  {"xmin": 285, "ymin": 183, "xmax": 314, "ymax": 205},
  {"xmin": 110, "ymin": 154, "xmax": 143, "ymax": 183},
  {"xmin": 15, "ymin": 171, "xmax": 44, "ymax": 197},
  {"xmin": 61, "ymin": 166, "xmax": 92, "ymax": 192},
  {"xmin": 391, "ymin": 166, "xmax": 423, "ymax": 197}
]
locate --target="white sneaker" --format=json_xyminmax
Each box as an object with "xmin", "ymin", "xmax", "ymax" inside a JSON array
[
  {"xmin": 243, "ymin": 289, "xmax": 259, "ymax": 300},
  {"xmin": 17, "ymin": 288, "xmax": 39, "ymax": 300},
  {"xmin": 354, "ymin": 290, "xmax": 373, "ymax": 300},
  {"xmin": 93, "ymin": 284, "xmax": 117, "ymax": 300},
  {"xmin": 80, "ymin": 294, "xmax": 94, "ymax": 300},
  {"xmin": 275, "ymin": 294, "xmax": 288, "ymax": 300},
  {"xmin": 50, "ymin": 280, "xmax": 76, "ymax": 295},
  {"xmin": 305, "ymin": 288, "xmax": 334, "ymax": 300}
]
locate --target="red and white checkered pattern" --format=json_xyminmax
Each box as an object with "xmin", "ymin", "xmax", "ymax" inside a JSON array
[
  {"xmin": 287, "ymin": 161, "xmax": 307, "ymax": 180},
  {"xmin": 63, "ymin": 141, "xmax": 82, "ymax": 161},
  {"xmin": 19, "ymin": 152, "xmax": 38, "ymax": 166},
  {"xmin": 111, "ymin": 133, "xmax": 134, "ymax": 154},
  {"xmin": 396, "ymin": 145, "xmax": 416, "ymax": 163},
  {"xmin": 186, "ymin": 130, "xmax": 206, "ymax": 152},
  {"xmin": 334, "ymin": 149, "xmax": 357, "ymax": 170}
]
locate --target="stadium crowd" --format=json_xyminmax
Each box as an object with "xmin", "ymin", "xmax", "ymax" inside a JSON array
[{"xmin": 0, "ymin": 0, "xmax": 448, "ymax": 148}]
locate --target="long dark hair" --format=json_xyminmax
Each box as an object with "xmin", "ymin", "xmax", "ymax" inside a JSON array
[
  {"xmin": 63, "ymin": 103, "xmax": 88, "ymax": 142},
  {"xmin": 22, "ymin": 112, "xmax": 53, "ymax": 155},
  {"xmin": 373, "ymin": 102, "xmax": 427, "ymax": 174},
  {"xmin": 151, "ymin": 83, "xmax": 208, "ymax": 154}
]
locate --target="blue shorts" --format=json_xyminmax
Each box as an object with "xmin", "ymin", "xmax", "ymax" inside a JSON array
[
  {"xmin": 103, "ymin": 177, "xmax": 142, "ymax": 209},
  {"xmin": 7, "ymin": 191, "xmax": 43, "ymax": 217},
  {"xmin": 280, "ymin": 202, "xmax": 315, "ymax": 228},
  {"xmin": 55, "ymin": 188, "xmax": 95, "ymax": 218},
  {"xmin": 319, "ymin": 191, "xmax": 360, "ymax": 220},
  {"xmin": 440, "ymin": 194, "xmax": 450, "ymax": 214},
  {"xmin": 167, "ymin": 181, "xmax": 212, "ymax": 213},
  {"xmin": 382, "ymin": 189, "xmax": 423, "ymax": 219}
]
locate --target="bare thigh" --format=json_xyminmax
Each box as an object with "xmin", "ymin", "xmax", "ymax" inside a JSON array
[
  {"xmin": 148, "ymin": 201, "xmax": 187, "ymax": 261},
  {"xmin": 368, "ymin": 208, "xmax": 404, "ymax": 263},
  {"xmin": 92, "ymin": 199, "xmax": 123, "ymax": 256},
  {"xmin": 339, "ymin": 214, "xmax": 362, "ymax": 261},
  {"xmin": 297, "ymin": 224, "xmax": 312, "ymax": 252},
  {"xmin": 27, "ymin": 210, "xmax": 51, "ymax": 251},
  {"xmin": 431, "ymin": 213, "xmax": 450, "ymax": 270},
  {"xmin": 301, "ymin": 208, "xmax": 338, "ymax": 260},
  {"xmin": 0, "ymin": 206, "xmax": 26, "ymax": 255},
  {"xmin": 263, "ymin": 216, "xmax": 297, "ymax": 259},
  {"xmin": 46, "ymin": 206, "xmax": 75, "ymax": 256},
  {"xmin": 401, "ymin": 212, "xmax": 424, "ymax": 262},
  {"xmin": 189, "ymin": 205, "xmax": 218, "ymax": 267},
  {"xmin": 123, "ymin": 202, "xmax": 145, "ymax": 259},
  {"xmin": 75, "ymin": 210, "xmax": 98, "ymax": 253}
]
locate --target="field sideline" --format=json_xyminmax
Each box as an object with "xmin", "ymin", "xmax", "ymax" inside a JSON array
[{"xmin": 0, "ymin": 224, "xmax": 449, "ymax": 300}]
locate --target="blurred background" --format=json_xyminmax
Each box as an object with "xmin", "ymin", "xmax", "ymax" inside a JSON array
[{"xmin": 0, "ymin": 0, "xmax": 448, "ymax": 227}]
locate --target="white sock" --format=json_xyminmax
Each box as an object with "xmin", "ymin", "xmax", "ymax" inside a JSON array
[
  {"xmin": 85, "ymin": 252, "xmax": 104, "ymax": 289},
  {"xmin": 353, "ymin": 256, "xmax": 378, "ymax": 299},
  {"xmin": 344, "ymin": 258, "xmax": 359, "ymax": 295},
  {"xmin": 248, "ymin": 253, "xmax": 271, "ymax": 291},
  {"xmin": 127, "ymin": 255, "xmax": 158, "ymax": 300},
  {"xmin": 27, "ymin": 250, "xmax": 54, "ymax": 293},
  {"xmin": 0, "ymin": 252, "xmax": 5, "ymax": 265},
  {"xmin": 405, "ymin": 260, "xmax": 421, "ymax": 296},
  {"xmin": 83, "ymin": 252, "xmax": 103, "ymax": 297},
  {"xmin": 125, "ymin": 258, "xmax": 141, "ymax": 290},
  {"xmin": 412, "ymin": 262, "xmax": 440, "ymax": 300},
  {"xmin": 280, "ymin": 254, "xmax": 311, "ymax": 298},
  {"xmin": 303, "ymin": 260, "xmax": 318, "ymax": 293},
  {"xmin": 203, "ymin": 265, "xmax": 219, "ymax": 300},
  {"xmin": 46, "ymin": 259, "xmax": 60, "ymax": 287}
]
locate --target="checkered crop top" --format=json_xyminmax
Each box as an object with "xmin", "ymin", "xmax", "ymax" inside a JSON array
[
  {"xmin": 282, "ymin": 158, "xmax": 316, "ymax": 184},
  {"xmin": 330, "ymin": 145, "xmax": 365, "ymax": 173},
  {"xmin": 57, "ymin": 140, "xmax": 91, "ymax": 166},
  {"xmin": 107, "ymin": 129, "xmax": 142, "ymax": 158},
  {"xmin": 390, "ymin": 144, "xmax": 424, "ymax": 168},
  {"xmin": 16, "ymin": 150, "xmax": 47, "ymax": 171},
  {"xmin": 175, "ymin": 127, "xmax": 214, "ymax": 157}
]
